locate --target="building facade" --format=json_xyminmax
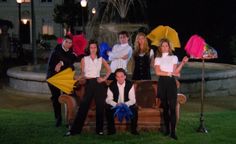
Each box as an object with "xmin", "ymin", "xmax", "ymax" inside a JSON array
[{"xmin": 0, "ymin": 0, "xmax": 64, "ymax": 43}]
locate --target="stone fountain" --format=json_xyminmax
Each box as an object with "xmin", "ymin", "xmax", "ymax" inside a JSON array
[{"xmin": 6, "ymin": 0, "xmax": 236, "ymax": 97}]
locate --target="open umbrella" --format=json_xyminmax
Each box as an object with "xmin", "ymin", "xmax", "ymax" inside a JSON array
[
  {"xmin": 185, "ymin": 35, "xmax": 218, "ymax": 59},
  {"xmin": 57, "ymin": 33, "xmax": 87, "ymax": 56},
  {"xmin": 73, "ymin": 34, "xmax": 87, "ymax": 56},
  {"xmin": 99, "ymin": 42, "xmax": 112, "ymax": 61},
  {"xmin": 47, "ymin": 68, "xmax": 76, "ymax": 94},
  {"xmin": 147, "ymin": 25, "xmax": 181, "ymax": 50},
  {"xmin": 112, "ymin": 103, "xmax": 133, "ymax": 123},
  {"xmin": 184, "ymin": 34, "xmax": 217, "ymax": 134}
]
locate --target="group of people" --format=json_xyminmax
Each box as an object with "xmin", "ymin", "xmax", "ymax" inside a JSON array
[{"xmin": 46, "ymin": 30, "xmax": 188, "ymax": 140}]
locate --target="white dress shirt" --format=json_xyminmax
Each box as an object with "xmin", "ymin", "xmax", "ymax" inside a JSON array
[
  {"xmin": 108, "ymin": 43, "xmax": 133, "ymax": 72},
  {"xmin": 154, "ymin": 53, "xmax": 178, "ymax": 72},
  {"xmin": 106, "ymin": 82, "xmax": 136, "ymax": 107},
  {"xmin": 84, "ymin": 56, "xmax": 102, "ymax": 78}
]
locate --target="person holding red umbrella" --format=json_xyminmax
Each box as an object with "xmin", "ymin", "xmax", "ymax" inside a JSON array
[{"xmin": 46, "ymin": 35, "xmax": 77, "ymax": 127}]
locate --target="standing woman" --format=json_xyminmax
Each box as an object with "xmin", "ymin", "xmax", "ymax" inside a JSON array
[
  {"xmin": 154, "ymin": 38, "xmax": 180, "ymax": 140},
  {"xmin": 132, "ymin": 32, "xmax": 154, "ymax": 80},
  {"xmin": 66, "ymin": 39, "xmax": 111, "ymax": 136}
]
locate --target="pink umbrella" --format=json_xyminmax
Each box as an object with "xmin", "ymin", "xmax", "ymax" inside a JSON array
[
  {"xmin": 185, "ymin": 35, "xmax": 206, "ymax": 59},
  {"xmin": 185, "ymin": 35, "xmax": 218, "ymax": 59}
]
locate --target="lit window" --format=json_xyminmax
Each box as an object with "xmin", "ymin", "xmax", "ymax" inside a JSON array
[{"xmin": 42, "ymin": 24, "xmax": 54, "ymax": 35}]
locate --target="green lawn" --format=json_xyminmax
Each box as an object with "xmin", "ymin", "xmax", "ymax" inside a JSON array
[{"xmin": 0, "ymin": 108, "xmax": 236, "ymax": 144}]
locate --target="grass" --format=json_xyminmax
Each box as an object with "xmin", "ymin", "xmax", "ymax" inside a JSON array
[{"xmin": 0, "ymin": 107, "xmax": 236, "ymax": 144}]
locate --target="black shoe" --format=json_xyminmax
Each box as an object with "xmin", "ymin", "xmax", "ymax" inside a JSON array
[
  {"xmin": 170, "ymin": 133, "xmax": 178, "ymax": 140},
  {"xmin": 131, "ymin": 130, "xmax": 139, "ymax": 135},
  {"xmin": 97, "ymin": 131, "xmax": 104, "ymax": 135},
  {"xmin": 64, "ymin": 131, "xmax": 73, "ymax": 137}
]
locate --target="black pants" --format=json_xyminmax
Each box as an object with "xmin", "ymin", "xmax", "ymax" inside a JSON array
[
  {"xmin": 48, "ymin": 83, "xmax": 62, "ymax": 122},
  {"xmin": 105, "ymin": 104, "xmax": 138, "ymax": 133},
  {"xmin": 70, "ymin": 78, "xmax": 106, "ymax": 134},
  {"xmin": 157, "ymin": 76, "xmax": 177, "ymax": 134}
]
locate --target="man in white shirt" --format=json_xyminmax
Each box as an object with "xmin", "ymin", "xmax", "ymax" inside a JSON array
[
  {"xmin": 107, "ymin": 31, "xmax": 133, "ymax": 80},
  {"xmin": 105, "ymin": 68, "xmax": 139, "ymax": 135}
]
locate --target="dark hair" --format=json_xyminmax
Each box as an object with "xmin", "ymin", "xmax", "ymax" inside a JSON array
[
  {"xmin": 85, "ymin": 39, "xmax": 100, "ymax": 57},
  {"xmin": 118, "ymin": 31, "xmax": 129, "ymax": 37},
  {"xmin": 114, "ymin": 68, "xmax": 127, "ymax": 77},
  {"xmin": 64, "ymin": 35, "xmax": 73, "ymax": 40}
]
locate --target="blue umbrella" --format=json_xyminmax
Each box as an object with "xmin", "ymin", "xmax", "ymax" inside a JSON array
[
  {"xmin": 112, "ymin": 103, "xmax": 133, "ymax": 123},
  {"xmin": 99, "ymin": 42, "xmax": 112, "ymax": 61}
]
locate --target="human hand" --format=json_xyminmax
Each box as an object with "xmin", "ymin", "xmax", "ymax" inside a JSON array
[
  {"xmin": 182, "ymin": 56, "xmax": 189, "ymax": 64},
  {"xmin": 172, "ymin": 71, "xmax": 180, "ymax": 77},
  {"xmin": 55, "ymin": 62, "xmax": 62, "ymax": 72},
  {"xmin": 97, "ymin": 77, "xmax": 106, "ymax": 83},
  {"xmin": 121, "ymin": 54, "xmax": 128, "ymax": 60}
]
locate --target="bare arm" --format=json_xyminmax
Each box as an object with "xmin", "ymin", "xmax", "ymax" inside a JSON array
[
  {"xmin": 97, "ymin": 58, "xmax": 111, "ymax": 83},
  {"xmin": 174, "ymin": 56, "xmax": 189, "ymax": 73}
]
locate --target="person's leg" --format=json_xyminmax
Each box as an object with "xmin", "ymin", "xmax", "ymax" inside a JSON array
[
  {"xmin": 158, "ymin": 77, "xmax": 170, "ymax": 135},
  {"xmin": 94, "ymin": 82, "xmax": 106, "ymax": 134},
  {"xmin": 69, "ymin": 80, "xmax": 94, "ymax": 134},
  {"xmin": 48, "ymin": 83, "xmax": 62, "ymax": 127},
  {"xmin": 167, "ymin": 78, "xmax": 178, "ymax": 140},
  {"xmin": 129, "ymin": 105, "xmax": 139, "ymax": 135},
  {"xmin": 105, "ymin": 104, "xmax": 116, "ymax": 135}
]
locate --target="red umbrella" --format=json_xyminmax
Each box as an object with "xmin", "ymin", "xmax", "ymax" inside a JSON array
[
  {"xmin": 57, "ymin": 34, "xmax": 87, "ymax": 56},
  {"xmin": 72, "ymin": 34, "xmax": 87, "ymax": 56}
]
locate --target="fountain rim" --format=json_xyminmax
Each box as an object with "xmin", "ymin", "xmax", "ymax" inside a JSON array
[{"xmin": 6, "ymin": 62, "xmax": 236, "ymax": 83}]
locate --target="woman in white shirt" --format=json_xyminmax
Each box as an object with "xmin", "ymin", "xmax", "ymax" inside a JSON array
[
  {"xmin": 66, "ymin": 40, "xmax": 111, "ymax": 136},
  {"xmin": 154, "ymin": 38, "xmax": 181, "ymax": 140}
]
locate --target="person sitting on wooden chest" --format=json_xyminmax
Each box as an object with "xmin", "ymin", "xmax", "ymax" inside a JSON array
[{"xmin": 105, "ymin": 68, "xmax": 139, "ymax": 135}]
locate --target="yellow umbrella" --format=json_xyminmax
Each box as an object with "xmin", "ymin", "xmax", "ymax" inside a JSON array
[
  {"xmin": 147, "ymin": 25, "xmax": 181, "ymax": 50},
  {"xmin": 47, "ymin": 68, "xmax": 76, "ymax": 94}
]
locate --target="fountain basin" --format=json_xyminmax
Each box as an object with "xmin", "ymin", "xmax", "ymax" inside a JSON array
[
  {"xmin": 6, "ymin": 62, "xmax": 236, "ymax": 97},
  {"xmin": 7, "ymin": 65, "xmax": 50, "ymax": 94}
]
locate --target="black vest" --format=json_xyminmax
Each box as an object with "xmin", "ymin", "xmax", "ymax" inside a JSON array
[
  {"xmin": 132, "ymin": 51, "xmax": 151, "ymax": 80},
  {"xmin": 109, "ymin": 80, "xmax": 133, "ymax": 103}
]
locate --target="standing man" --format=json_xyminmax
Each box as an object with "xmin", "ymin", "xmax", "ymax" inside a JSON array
[
  {"xmin": 46, "ymin": 35, "xmax": 77, "ymax": 127},
  {"xmin": 107, "ymin": 31, "xmax": 133, "ymax": 80},
  {"xmin": 105, "ymin": 68, "xmax": 139, "ymax": 135}
]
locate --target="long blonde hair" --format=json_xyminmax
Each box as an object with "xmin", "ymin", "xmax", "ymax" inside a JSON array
[
  {"xmin": 133, "ymin": 32, "xmax": 150, "ymax": 56},
  {"xmin": 156, "ymin": 38, "xmax": 173, "ymax": 57}
]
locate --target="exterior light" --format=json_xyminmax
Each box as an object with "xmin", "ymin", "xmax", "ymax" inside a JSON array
[
  {"xmin": 80, "ymin": 0, "xmax": 87, "ymax": 7},
  {"xmin": 92, "ymin": 8, "xmax": 96, "ymax": 14},
  {"xmin": 16, "ymin": 0, "xmax": 22, "ymax": 3}
]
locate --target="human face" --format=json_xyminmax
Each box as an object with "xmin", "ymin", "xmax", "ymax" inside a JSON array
[
  {"xmin": 119, "ymin": 34, "xmax": 129, "ymax": 44},
  {"xmin": 63, "ymin": 38, "xmax": 73, "ymax": 49},
  {"xmin": 160, "ymin": 42, "xmax": 170, "ymax": 53},
  {"xmin": 89, "ymin": 43, "xmax": 98, "ymax": 55},
  {"xmin": 115, "ymin": 72, "xmax": 126, "ymax": 85},
  {"xmin": 137, "ymin": 35, "xmax": 145, "ymax": 48}
]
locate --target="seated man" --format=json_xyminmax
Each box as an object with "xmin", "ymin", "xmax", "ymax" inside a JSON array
[{"xmin": 105, "ymin": 68, "xmax": 139, "ymax": 135}]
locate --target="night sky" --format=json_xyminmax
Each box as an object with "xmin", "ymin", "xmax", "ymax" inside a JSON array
[{"xmin": 146, "ymin": 0, "xmax": 236, "ymax": 63}]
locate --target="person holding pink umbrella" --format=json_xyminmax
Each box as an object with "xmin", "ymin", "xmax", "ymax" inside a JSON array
[{"xmin": 154, "ymin": 38, "xmax": 188, "ymax": 140}]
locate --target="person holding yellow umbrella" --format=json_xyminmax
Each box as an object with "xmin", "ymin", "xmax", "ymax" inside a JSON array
[
  {"xmin": 65, "ymin": 39, "xmax": 111, "ymax": 136},
  {"xmin": 46, "ymin": 35, "xmax": 77, "ymax": 127}
]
